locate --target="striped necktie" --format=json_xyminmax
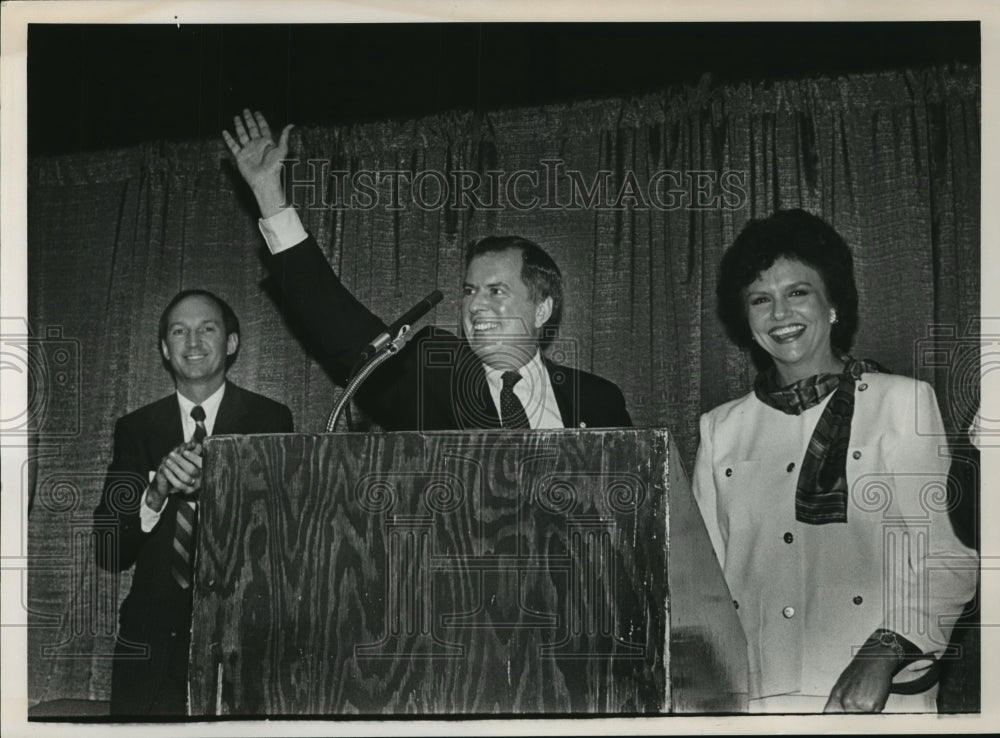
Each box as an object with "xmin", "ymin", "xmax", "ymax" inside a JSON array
[{"xmin": 170, "ymin": 405, "xmax": 206, "ymax": 589}]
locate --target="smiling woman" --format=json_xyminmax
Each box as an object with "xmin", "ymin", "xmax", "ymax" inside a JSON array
[
  {"xmin": 716, "ymin": 209, "xmax": 859, "ymax": 376},
  {"xmin": 744, "ymin": 259, "xmax": 840, "ymax": 384},
  {"xmin": 692, "ymin": 209, "xmax": 977, "ymax": 713}
]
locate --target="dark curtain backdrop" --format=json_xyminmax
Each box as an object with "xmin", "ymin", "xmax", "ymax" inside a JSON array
[{"xmin": 27, "ymin": 65, "xmax": 979, "ymax": 704}]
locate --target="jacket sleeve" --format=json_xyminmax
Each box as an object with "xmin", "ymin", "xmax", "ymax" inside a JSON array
[
  {"xmin": 276, "ymin": 403, "xmax": 294, "ymax": 433},
  {"xmin": 612, "ymin": 384, "xmax": 633, "ymax": 428},
  {"xmin": 93, "ymin": 417, "xmax": 155, "ymax": 573},
  {"xmin": 266, "ymin": 235, "xmax": 427, "ymax": 428},
  {"xmin": 882, "ymin": 381, "xmax": 978, "ymax": 662},
  {"xmin": 267, "ymin": 234, "xmax": 388, "ymax": 381},
  {"xmin": 692, "ymin": 410, "xmax": 726, "ymax": 569},
  {"xmin": 601, "ymin": 382, "xmax": 633, "ymax": 428}
]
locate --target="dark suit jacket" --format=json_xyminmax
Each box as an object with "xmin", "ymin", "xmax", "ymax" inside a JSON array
[
  {"xmin": 268, "ymin": 235, "xmax": 632, "ymax": 430},
  {"xmin": 93, "ymin": 381, "xmax": 293, "ymax": 715}
]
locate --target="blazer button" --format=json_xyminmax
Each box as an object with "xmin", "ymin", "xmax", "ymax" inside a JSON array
[
  {"xmin": 782, "ymin": 606, "xmax": 795, "ymax": 619},
  {"xmin": 852, "ymin": 450, "xmax": 862, "ymax": 460},
  {"xmin": 783, "ymin": 532, "xmax": 794, "ymax": 544},
  {"xmin": 733, "ymin": 600, "xmax": 739, "ymax": 610},
  {"xmin": 786, "ymin": 462, "xmax": 795, "ymax": 473},
  {"xmin": 858, "ymin": 383, "xmax": 868, "ymax": 391},
  {"xmin": 853, "ymin": 595, "xmax": 863, "ymax": 605},
  {"xmin": 725, "ymin": 468, "xmax": 733, "ymax": 477}
]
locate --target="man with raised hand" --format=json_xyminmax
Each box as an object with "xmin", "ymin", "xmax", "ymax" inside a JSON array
[{"xmin": 223, "ymin": 110, "xmax": 631, "ymax": 431}]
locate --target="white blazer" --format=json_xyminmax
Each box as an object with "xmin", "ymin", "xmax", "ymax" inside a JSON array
[{"xmin": 692, "ymin": 372, "xmax": 977, "ymax": 700}]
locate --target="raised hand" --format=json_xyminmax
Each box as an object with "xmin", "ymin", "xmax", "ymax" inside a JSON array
[{"xmin": 222, "ymin": 109, "xmax": 293, "ymax": 218}]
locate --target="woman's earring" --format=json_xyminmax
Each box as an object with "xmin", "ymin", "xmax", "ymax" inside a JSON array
[{"xmin": 830, "ymin": 309, "xmax": 838, "ymax": 325}]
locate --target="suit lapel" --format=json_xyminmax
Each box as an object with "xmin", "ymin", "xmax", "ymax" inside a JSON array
[
  {"xmin": 546, "ymin": 358, "xmax": 577, "ymax": 429},
  {"xmin": 212, "ymin": 382, "xmax": 243, "ymax": 436},
  {"xmin": 452, "ymin": 340, "xmax": 501, "ymax": 429},
  {"xmin": 474, "ymin": 366, "xmax": 500, "ymax": 429},
  {"xmin": 137, "ymin": 394, "xmax": 185, "ymax": 484},
  {"xmin": 158, "ymin": 394, "xmax": 185, "ymax": 451},
  {"xmin": 453, "ymin": 346, "xmax": 578, "ymax": 429}
]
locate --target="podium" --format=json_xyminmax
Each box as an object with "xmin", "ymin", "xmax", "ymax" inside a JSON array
[{"xmin": 188, "ymin": 429, "xmax": 747, "ymax": 715}]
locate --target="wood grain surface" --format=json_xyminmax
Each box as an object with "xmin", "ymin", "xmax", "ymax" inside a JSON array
[{"xmin": 188, "ymin": 429, "xmax": 746, "ymax": 715}]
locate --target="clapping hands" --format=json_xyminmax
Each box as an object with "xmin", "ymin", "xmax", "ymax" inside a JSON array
[{"xmin": 147, "ymin": 441, "xmax": 203, "ymax": 512}]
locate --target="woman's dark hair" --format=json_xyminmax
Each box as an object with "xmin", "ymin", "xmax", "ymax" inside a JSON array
[
  {"xmin": 465, "ymin": 235, "xmax": 563, "ymax": 349},
  {"xmin": 158, "ymin": 289, "xmax": 241, "ymax": 369},
  {"xmin": 716, "ymin": 209, "xmax": 859, "ymax": 355}
]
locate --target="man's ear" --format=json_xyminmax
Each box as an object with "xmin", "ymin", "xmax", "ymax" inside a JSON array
[
  {"xmin": 226, "ymin": 333, "xmax": 239, "ymax": 356},
  {"xmin": 534, "ymin": 296, "xmax": 553, "ymax": 329},
  {"xmin": 161, "ymin": 340, "xmax": 171, "ymax": 362}
]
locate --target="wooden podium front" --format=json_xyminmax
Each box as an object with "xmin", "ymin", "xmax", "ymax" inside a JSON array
[{"xmin": 188, "ymin": 429, "xmax": 747, "ymax": 715}]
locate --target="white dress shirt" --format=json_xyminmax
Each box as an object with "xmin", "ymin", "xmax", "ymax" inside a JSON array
[
  {"xmin": 139, "ymin": 382, "xmax": 226, "ymax": 531},
  {"xmin": 483, "ymin": 352, "xmax": 564, "ymax": 429},
  {"xmin": 969, "ymin": 405, "xmax": 983, "ymax": 449},
  {"xmin": 258, "ymin": 207, "xmax": 308, "ymax": 254}
]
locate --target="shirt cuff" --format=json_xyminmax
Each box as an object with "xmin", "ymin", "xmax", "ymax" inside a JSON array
[
  {"xmin": 969, "ymin": 407, "xmax": 982, "ymax": 449},
  {"xmin": 258, "ymin": 208, "xmax": 308, "ymax": 254},
  {"xmin": 139, "ymin": 486, "xmax": 163, "ymax": 533}
]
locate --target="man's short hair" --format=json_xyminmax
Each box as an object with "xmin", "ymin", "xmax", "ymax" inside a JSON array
[
  {"xmin": 464, "ymin": 236, "xmax": 563, "ymax": 349},
  {"xmin": 158, "ymin": 289, "xmax": 241, "ymax": 369}
]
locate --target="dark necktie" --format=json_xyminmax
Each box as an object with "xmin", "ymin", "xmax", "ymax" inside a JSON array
[
  {"xmin": 191, "ymin": 404, "xmax": 207, "ymax": 444},
  {"xmin": 170, "ymin": 405, "xmax": 205, "ymax": 589},
  {"xmin": 500, "ymin": 371, "xmax": 531, "ymax": 429}
]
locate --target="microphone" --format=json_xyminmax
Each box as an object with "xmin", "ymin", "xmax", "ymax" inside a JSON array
[{"xmin": 361, "ymin": 289, "xmax": 443, "ymax": 360}]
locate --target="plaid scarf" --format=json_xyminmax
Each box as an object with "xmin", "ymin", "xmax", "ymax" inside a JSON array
[{"xmin": 754, "ymin": 357, "xmax": 884, "ymax": 525}]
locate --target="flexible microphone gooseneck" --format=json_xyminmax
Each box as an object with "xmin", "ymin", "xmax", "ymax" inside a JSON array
[{"xmin": 326, "ymin": 289, "xmax": 444, "ymax": 432}]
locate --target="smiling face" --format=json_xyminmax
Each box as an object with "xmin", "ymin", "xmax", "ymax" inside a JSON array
[
  {"xmin": 160, "ymin": 294, "xmax": 238, "ymax": 399},
  {"xmin": 745, "ymin": 257, "xmax": 842, "ymax": 384},
  {"xmin": 461, "ymin": 248, "xmax": 553, "ymax": 370}
]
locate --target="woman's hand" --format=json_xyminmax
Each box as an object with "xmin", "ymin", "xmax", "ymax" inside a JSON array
[
  {"xmin": 823, "ymin": 642, "xmax": 897, "ymax": 712},
  {"xmin": 222, "ymin": 109, "xmax": 293, "ymax": 218}
]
